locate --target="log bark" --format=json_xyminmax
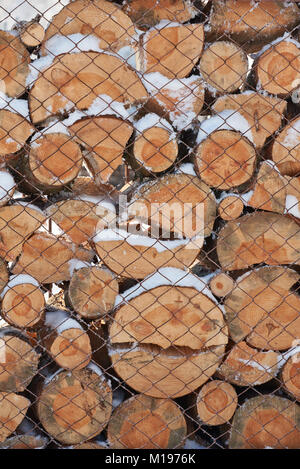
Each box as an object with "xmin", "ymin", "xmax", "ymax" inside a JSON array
[
  {"xmin": 109, "ymin": 343, "xmax": 226, "ymax": 399},
  {"xmin": 206, "ymin": 1, "xmax": 300, "ymax": 53},
  {"xmin": 67, "ymin": 266, "xmax": 118, "ymax": 319},
  {"xmin": 93, "ymin": 230, "xmax": 201, "ymax": 279},
  {"xmin": 255, "ymin": 40, "xmax": 300, "ymax": 97},
  {"xmin": 281, "ymin": 353, "xmax": 300, "ymax": 402},
  {"xmin": 36, "ymin": 367, "xmax": 112, "ymax": 445},
  {"xmin": 224, "ymin": 266, "xmax": 300, "ymax": 351},
  {"xmin": 26, "ymin": 133, "xmax": 82, "ymax": 191},
  {"xmin": 107, "ymin": 394, "xmax": 187, "ymax": 449},
  {"xmin": 271, "ymin": 116, "xmax": 300, "ymax": 176},
  {"xmin": 0, "ymin": 434, "xmax": 48, "ymax": 449},
  {"xmin": 127, "ymin": 173, "xmax": 217, "ymax": 238},
  {"xmin": 0, "ymin": 258, "xmax": 8, "ymax": 295},
  {"xmin": 1, "ymin": 277, "xmax": 45, "ymax": 328},
  {"xmin": 110, "ymin": 285, "xmax": 228, "ymax": 350},
  {"xmin": 39, "ymin": 309, "xmax": 92, "ymax": 370},
  {"xmin": 0, "ymin": 31, "xmax": 30, "ymax": 97},
  {"xmin": 218, "ymin": 196, "xmax": 244, "ymax": 221},
  {"xmin": 12, "ymin": 232, "xmax": 94, "ymax": 284},
  {"xmin": 69, "ymin": 116, "xmax": 133, "ymax": 185},
  {"xmin": 194, "ymin": 130, "xmax": 256, "ymax": 190},
  {"xmin": 212, "ymin": 92, "xmax": 286, "ymax": 149},
  {"xmin": 29, "ymin": 52, "xmax": 148, "ymax": 124},
  {"xmin": 0, "ymin": 393, "xmax": 30, "ymax": 443},
  {"xmin": 0, "ymin": 110, "xmax": 34, "ymax": 158},
  {"xmin": 41, "ymin": 0, "xmax": 136, "ymax": 55},
  {"xmin": 123, "ymin": 0, "xmax": 198, "ymax": 29},
  {"xmin": 217, "ymin": 212, "xmax": 300, "ymax": 270},
  {"xmin": 0, "ymin": 328, "xmax": 40, "ymax": 392},
  {"xmin": 229, "ymin": 395, "xmax": 300, "ymax": 449},
  {"xmin": 199, "ymin": 41, "xmax": 248, "ymax": 94},
  {"xmin": 0, "ymin": 204, "xmax": 45, "ymax": 262},
  {"xmin": 196, "ymin": 380, "xmax": 238, "ymax": 426},
  {"xmin": 139, "ymin": 24, "xmax": 204, "ymax": 79},
  {"xmin": 218, "ymin": 341, "xmax": 280, "ymax": 386},
  {"xmin": 209, "ymin": 272, "xmax": 235, "ymax": 297},
  {"xmin": 20, "ymin": 22, "xmax": 45, "ymax": 48}
]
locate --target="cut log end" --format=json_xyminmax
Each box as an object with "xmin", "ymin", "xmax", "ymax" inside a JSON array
[
  {"xmin": 49, "ymin": 328, "xmax": 92, "ymax": 371},
  {"xmin": 20, "ymin": 22, "xmax": 45, "ymax": 48},
  {"xmin": 282, "ymin": 354, "xmax": 300, "ymax": 401},
  {"xmin": 1, "ymin": 283, "xmax": 45, "ymax": 328},
  {"xmin": 196, "ymin": 380, "xmax": 238, "ymax": 426},
  {"xmin": 0, "ymin": 31, "xmax": 30, "ymax": 98},
  {"xmin": 0, "ymin": 393, "xmax": 30, "ymax": 443},
  {"xmin": 218, "ymin": 196, "xmax": 244, "ymax": 221},
  {"xmin": 209, "ymin": 272, "xmax": 235, "ymax": 297}
]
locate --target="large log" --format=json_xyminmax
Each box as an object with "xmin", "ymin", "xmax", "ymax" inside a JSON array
[
  {"xmin": 224, "ymin": 266, "xmax": 300, "ymax": 351},
  {"xmin": 229, "ymin": 396, "xmax": 300, "ymax": 449},
  {"xmin": 212, "ymin": 92, "xmax": 286, "ymax": 149},
  {"xmin": 29, "ymin": 52, "xmax": 148, "ymax": 124},
  {"xmin": 196, "ymin": 380, "xmax": 238, "ymax": 426},
  {"xmin": 12, "ymin": 232, "xmax": 94, "ymax": 284},
  {"xmin": 41, "ymin": 0, "xmax": 136, "ymax": 55},
  {"xmin": 123, "ymin": 0, "xmax": 198, "ymax": 29},
  {"xmin": 0, "ymin": 31, "xmax": 30, "ymax": 97},
  {"xmin": 139, "ymin": 24, "xmax": 204, "ymax": 79},
  {"xmin": 217, "ymin": 212, "xmax": 300, "ymax": 270},
  {"xmin": 271, "ymin": 116, "xmax": 300, "ymax": 176},
  {"xmin": 206, "ymin": 1, "xmax": 300, "ymax": 53},
  {"xmin": 69, "ymin": 116, "xmax": 133, "ymax": 185},
  {"xmin": 0, "ymin": 328, "xmax": 40, "ymax": 392},
  {"xmin": 36, "ymin": 366, "xmax": 112, "ymax": 445},
  {"xmin": 67, "ymin": 266, "xmax": 118, "ymax": 319},
  {"xmin": 199, "ymin": 41, "xmax": 248, "ymax": 94},
  {"xmin": 0, "ymin": 393, "xmax": 30, "ymax": 443},
  {"xmin": 107, "ymin": 394, "xmax": 187, "ymax": 449},
  {"xmin": 255, "ymin": 39, "xmax": 300, "ymax": 97},
  {"xmin": 127, "ymin": 173, "xmax": 217, "ymax": 238}
]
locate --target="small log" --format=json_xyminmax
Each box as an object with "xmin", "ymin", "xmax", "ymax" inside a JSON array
[
  {"xmin": 128, "ymin": 173, "xmax": 217, "ymax": 238},
  {"xmin": 69, "ymin": 116, "xmax": 133, "ymax": 185},
  {"xmin": 93, "ymin": 229, "xmax": 201, "ymax": 279},
  {"xmin": 246, "ymin": 161, "xmax": 286, "ymax": 213},
  {"xmin": 144, "ymin": 75, "xmax": 205, "ymax": 131},
  {"xmin": 0, "ymin": 31, "xmax": 30, "ymax": 97},
  {"xmin": 1, "ymin": 275, "xmax": 45, "ymax": 328},
  {"xmin": 109, "ymin": 343, "xmax": 226, "ymax": 399},
  {"xmin": 0, "ymin": 110, "xmax": 34, "ymax": 157},
  {"xmin": 12, "ymin": 232, "xmax": 94, "ymax": 284},
  {"xmin": 139, "ymin": 24, "xmax": 204, "ymax": 79},
  {"xmin": 110, "ymin": 285, "xmax": 228, "ymax": 350},
  {"xmin": 0, "ymin": 204, "xmax": 45, "ymax": 262},
  {"xmin": 212, "ymin": 92, "xmax": 286, "ymax": 149},
  {"xmin": 224, "ymin": 266, "xmax": 300, "ymax": 351},
  {"xmin": 40, "ymin": 309, "xmax": 92, "ymax": 370},
  {"xmin": 41, "ymin": 0, "xmax": 135, "ymax": 55},
  {"xmin": 194, "ymin": 130, "xmax": 256, "ymax": 190},
  {"xmin": 209, "ymin": 272, "xmax": 234, "ymax": 297},
  {"xmin": 0, "ymin": 434, "xmax": 48, "ymax": 449},
  {"xmin": 271, "ymin": 116, "xmax": 300, "ymax": 176},
  {"xmin": 132, "ymin": 117, "xmax": 178, "ymax": 174},
  {"xmin": 0, "ymin": 258, "xmax": 8, "ymax": 295},
  {"xmin": 217, "ymin": 212, "xmax": 300, "ymax": 270},
  {"xmin": 29, "ymin": 52, "xmax": 148, "ymax": 124},
  {"xmin": 0, "ymin": 328, "xmax": 40, "ymax": 392},
  {"xmin": 281, "ymin": 353, "xmax": 300, "ymax": 402},
  {"xmin": 218, "ymin": 341, "xmax": 280, "ymax": 386},
  {"xmin": 36, "ymin": 366, "xmax": 113, "ymax": 445},
  {"xmin": 107, "ymin": 394, "xmax": 187, "ymax": 449},
  {"xmin": 0, "ymin": 393, "xmax": 30, "ymax": 443},
  {"xmin": 67, "ymin": 266, "xmax": 118, "ymax": 319},
  {"xmin": 218, "ymin": 196, "xmax": 244, "ymax": 221},
  {"xmin": 206, "ymin": 1, "xmax": 300, "ymax": 53},
  {"xmin": 199, "ymin": 41, "xmax": 248, "ymax": 94},
  {"xmin": 196, "ymin": 380, "xmax": 238, "ymax": 426},
  {"xmin": 26, "ymin": 133, "xmax": 82, "ymax": 191},
  {"xmin": 123, "ymin": 0, "xmax": 198, "ymax": 29},
  {"xmin": 47, "ymin": 198, "xmax": 116, "ymax": 245},
  {"xmin": 20, "ymin": 22, "xmax": 45, "ymax": 48},
  {"xmin": 255, "ymin": 40, "xmax": 300, "ymax": 97},
  {"xmin": 229, "ymin": 395, "xmax": 300, "ymax": 449}
]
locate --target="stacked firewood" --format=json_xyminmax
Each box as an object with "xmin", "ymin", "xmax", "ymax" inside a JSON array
[{"xmin": 0, "ymin": 0, "xmax": 299, "ymax": 449}]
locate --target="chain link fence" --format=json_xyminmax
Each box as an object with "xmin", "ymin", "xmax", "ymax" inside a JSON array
[{"xmin": 0, "ymin": 0, "xmax": 298, "ymax": 450}]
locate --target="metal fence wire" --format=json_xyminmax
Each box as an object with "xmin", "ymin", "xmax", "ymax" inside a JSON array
[{"xmin": 0, "ymin": 0, "xmax": 299, "ymax": 450}]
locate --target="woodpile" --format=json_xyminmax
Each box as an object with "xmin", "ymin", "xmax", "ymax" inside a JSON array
[{"xmin": 0, "ymin": 0, "xmax": 298, "ymax": 450}]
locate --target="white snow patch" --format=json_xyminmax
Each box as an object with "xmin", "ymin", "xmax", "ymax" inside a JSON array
[
  {"xmin": 135, "ymin": 113, "xmax": 175, "ymax": 137},
  {"xmin": 277, "ymin": 345, "xmax": 300, "ymax": 369},
  {"xmin": 175, "ymin": 163, "xmax": 196, "ymax": 176},
  {"xmin": 44, "ymin": 309, "xmax": 83, "ymax": 334},
  {"xmin": 282, "ymin": 118, "xmax": 300, "ymax": 148},
  {"xmin": 285, "ymin": 194, "xmax": 300, "ymax": 218},
  {"xmin": 0, "ymin": 171, "xmax": 15, "ymax": 201},
  {"xmin": 26, "ymin": 55, "xmax": 54, "ymax": 88},
  {"xmin": 43, "ymin": 33, "xmax": 103, "ymax": 57},
  {"xmin": 1, "ymin": 274, "xmax": 39, "ymax": 298},
  {"xmin": 68, "ymin": 259, "xmax": 91, "ymax": 277},
  {"xmin": 0, "ymin": 92, "xmax": 30, "ymax": 118}
]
